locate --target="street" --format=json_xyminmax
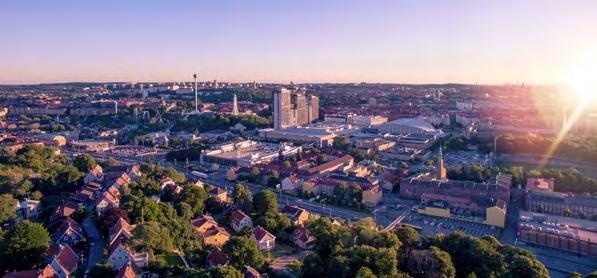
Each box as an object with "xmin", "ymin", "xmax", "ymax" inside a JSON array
[{"xmin": 82, "ymin": 217, "xmax": 104, "ymax": 271}]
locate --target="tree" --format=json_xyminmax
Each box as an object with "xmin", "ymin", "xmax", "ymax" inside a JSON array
[
  {"xmin": 233, "ymin": 184, "xmax": 252, "ymax": 211},
  {"xmin": 306, "ymin": 218, "xmax": 352, "ymax": 259},
  {"xmin": 395, "ymin": 224, "xmax": 420, "ymax": 247},
  {"xmin": 405, "ymin": 247, "xmax": 455, "ymax": 278},
  {"xmin": 374, "ymin": 247, "xmax": 397, "ymax": 276},
  {"xmin": 164, "ymin": 167, "xmax": 186, "ymax": 184},
  {"xmin": 99, "ymin": 207, "xmax": 129, "ymax": 236},
  {"xmin": 132, "ymin": 222, "xmax": 173, "ymax": 254},
  {"xmin": 301, "ymin": 253, "xmax": 325, "ymax": 277},
  {"xmin": 179, "ymin": 186, "xmax": 208, "ymax": 217},
  {"xmin": 355, "ymin": 267, "xmax": 377, "ymax": 278},
  {"xmin": 326, "ymin": 255, "xmax": 350, "ymax": 278},
  {"xmin": 102, "ymin": 157, "xmax": 121, "ymax": 167},
  {"xmin": 252, "ymin": 189, "xmax": 278, "ymax": 216},
  {"xmin": 0, "ymin": 194, "xmax": 17, "ymax": 223},
  {"xmin": 566, "ymin": 272, "xmax": 582, "ymax": 278},
  {"xmin": 431, "ymin": 232, "xmax": 504, "ymax": 278},
  {"xmin": 222, "ymin": 236, "xmax": 265, "ymax": 269},
  {"xmin": 1, "ymin": 220, "xmax": 50, "ymax": 270},
  {"xmin": 177, "ymin": 202, "xmax": 193, "ymax": 219},
  {"xmin": 73, "ymin": 154, "xmax": 96, "ymax": 172},
  {"xmin": 55, "ymin": 165, "xmax": 84, "ymax": 191},
  {"xmin": 504, "ymin": 255, "xmax": 549, "ymax": 278},
  {"xmin": 207, "ymin": 265, "xmax": 243, "ymax": 278}
]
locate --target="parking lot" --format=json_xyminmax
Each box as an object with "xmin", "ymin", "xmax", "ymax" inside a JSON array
[{"xmin": 403, "ymin": 213, "xmax": 500, "ymax": 238}]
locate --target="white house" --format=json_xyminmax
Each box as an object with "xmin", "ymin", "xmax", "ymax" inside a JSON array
[
  {"xmin": 230, "ymin": 210, "xmax": 252, "ymax": 233},
  {"xmin": 250, "ymin": 226, "xmax": 276, "ymax": 251}
]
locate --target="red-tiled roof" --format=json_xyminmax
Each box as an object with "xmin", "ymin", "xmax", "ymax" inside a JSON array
[
  {"xmin": 115, "ymin": 263, "xmax": 136, "ymax": 278},
  {"xmin": 49, "ymin": 201, "xmax": 78, "ymax": 223},
  {"xmin": 307, "ymin": 154, "xmax": 353, "ymax": 175},
  {"xmin": 53, "ymin": 217, "xmax": 83, "ymax": 239},
  {"xmin": 202, "ymin": 225, "xmax": 230, "ymax": 238},
  {"xmin": 293, "ymin": 226, "xmax": 311, "ymax": 243},
  {"xmin": 252, "ymin": 226, "xmax": 275, "ymax": 242},
  {"xmin": 230, "ymin": 210, "xmax": 250, "ymax": 227},
  {"xmin": 109, "ymin": 217, "xmax": 133, "ymax": 244},
  {"xmin": 191, "ymin": 215, "xmax": 217, "ymax": 229},
  {"xmin": 48, "ymin": 244, "xmax": 78, "ymax": 275},
  {"xmin": 207, "ymin": 247, "xmax": 228, "ymax": 267}
]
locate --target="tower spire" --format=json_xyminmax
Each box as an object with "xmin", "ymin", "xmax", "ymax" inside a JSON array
[{"xmin": 436, "ymin": 143, "xmax": 446, "ymax": 180}]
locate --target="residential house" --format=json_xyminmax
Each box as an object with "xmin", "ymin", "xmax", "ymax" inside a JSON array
[
  {"xmin": 250, "ymin": 226, "xmax": 276, "ymax": 251},
  {"xmin": 109, "ymin": 218, "xmax": 135, "ymax": 246},
  {"xmin": 208, "ymin": 187, "xmax": 227, "ymax": 202},
  {"xmin": 281, "ymin": 175, "xmax": 302, "ymax": 194},
  {"xmin": 46, "ymin": 244, "xmax": 79, "ymax": 278},
  {"xmin": 14, "ymin": 198, "xmax": 42, "ymax": 222},
  {"xmin": 84, "ymin": 165, "xmax": 104, "ymax": 184},
  {"xmin": 107, "ymin": 241, "xmax": 148, "ymax": 272},
  {"xmin": 191, "ymin": 215, "xmax": 218, "ymax": 234},
  {"xmin": 115, "ymin": 263, "xmax": 139, "ymax": 278},
  {"xmin": 95, "ymin": 190, "xmax": 120, "ymax": 215},
  {"xmin": 201, "ymin": 226, "xmax": 230, "ymax": 247},
  {"xmin": 49, "ymin": 201, "xmax": 79, "ymax": 224},
  {"xmin": 282, "ymin": 206, "xmax": 310, "ymax": 225},
  {"xmin": 230, "ymin": 210, "xmax": 252, "ymax": 233},
  {"xmin": 69, "ymin": 188, "xmax": 95, "ymax": 205},
  {"xmin": 52, "ymin": 217, "xmax": 84, "ymax": 246},
  {"xmin": 292, "ymin": 226, "xmax": 314, "ymax": 250},
  {"xmin": 206, "ymin": 247, "xmax": 228, "ymax": 267},
  {"xmin": 362, "ymin": 186, "xmax": 383, "ymax": 208},
  {"xmin": 160, "ymin": 177, "xmax": 182, "ymax": 195}
]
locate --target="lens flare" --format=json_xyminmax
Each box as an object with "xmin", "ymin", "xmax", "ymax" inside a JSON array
[{"xmin": 538, "ymin": 61, "xmax": 596, "ymax": 167}]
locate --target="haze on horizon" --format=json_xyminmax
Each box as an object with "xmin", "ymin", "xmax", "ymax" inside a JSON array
[{"xmin": 1, "ymin": 0, "xmax": 596, "ymax": 85}]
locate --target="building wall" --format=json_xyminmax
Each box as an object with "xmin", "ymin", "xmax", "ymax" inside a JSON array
[
  {"xmin": 484, "ymin": 206, "xmax": 506, "ymax": 228},
  {"xmin": 417, "ymin": 207, "xmax": 450, "ymax": 218},
  {"xmin": 518, "ymin": 229, "xmax": 597, "ymax": 256}
]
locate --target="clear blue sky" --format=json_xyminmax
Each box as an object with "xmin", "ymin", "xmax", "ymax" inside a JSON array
[{"xmin": 1, "ymin": 0, "xmax": 596, "ymax": 84}]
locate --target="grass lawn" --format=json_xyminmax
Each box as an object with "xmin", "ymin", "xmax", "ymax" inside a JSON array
[
  {"xmin": 269, "ymin": 242, "xmax": 299, "ymax": 258},
  {"xmin": 155, "ymin": 253, "xmax": 184, "ymax": 266}
]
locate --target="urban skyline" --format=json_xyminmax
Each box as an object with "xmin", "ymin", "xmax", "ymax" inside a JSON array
[{"xmin": 2, "ymin": 0, "xmax": 597, "ymax": 85}]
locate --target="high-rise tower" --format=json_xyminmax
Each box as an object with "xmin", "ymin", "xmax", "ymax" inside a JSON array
[
  {"xmin": 193, "ymin": 73, "xmax": 198, "ymax": 112},
  {"xmin": 436, "ymin": 145, "xmax": 447, "ymax": 180},
  {"xmin": 232, "ymin": 93, "xmax": 239, "ymax": 115},
  {"xmin": 273, "ymin": 88, "xmax": 292, "ymax": 129},
  {"xmin": 295, "ymin": 93, "xmax": 308, "ymax": 126},
  {"xmin": 307, "ymin": 95, "xmax": 319, "ymax": 123}
]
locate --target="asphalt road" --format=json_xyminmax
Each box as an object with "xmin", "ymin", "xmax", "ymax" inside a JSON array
[{"xmin": 82, "ymin": 217, "xmax": 104, "ymax": 271}]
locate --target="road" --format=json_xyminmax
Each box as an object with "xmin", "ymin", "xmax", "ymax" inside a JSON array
[{"xmin": 82, "ymin": 217, "xmax": 104, "ymax": 271}]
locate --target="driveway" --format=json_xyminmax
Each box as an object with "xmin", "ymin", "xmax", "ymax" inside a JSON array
[{"xmin": 82, "ymin": 217, "xmax": 104, "ymax": 271}]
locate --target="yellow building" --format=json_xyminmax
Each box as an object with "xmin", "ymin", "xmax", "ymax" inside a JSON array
[
  {"xmin": 202, "ymin": 226, "xmax": 230, "ymax": 247},
  {"xmin": 484, "ymin": 205, "xmax": 506, "ymax": 228},
  {"xmin": 417, "ymin": 206, "xmax": 451, "ymax": 218}
]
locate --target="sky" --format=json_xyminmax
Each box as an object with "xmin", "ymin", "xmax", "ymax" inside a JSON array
[{"xmin": 1, "ymin": 0, "xmax": 597, "ymax": 85}]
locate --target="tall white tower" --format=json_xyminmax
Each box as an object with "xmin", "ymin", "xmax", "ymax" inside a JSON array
[
  {"xmin": 232, "ymin": 93, "xmax": 239, "ymax": 115},
  {"xmin": 193, "ymin": 73, "xmax": 198, "ymax": 112}
]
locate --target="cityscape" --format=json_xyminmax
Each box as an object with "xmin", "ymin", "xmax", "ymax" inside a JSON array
[{"xmin": 1, "ymin": 1, "xmax": 597, "ymax": 278}]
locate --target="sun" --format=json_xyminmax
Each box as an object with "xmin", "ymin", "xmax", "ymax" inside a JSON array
[{"xmin": 567, "ymin": 61, "xmax": 597, "ymax": 102}]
